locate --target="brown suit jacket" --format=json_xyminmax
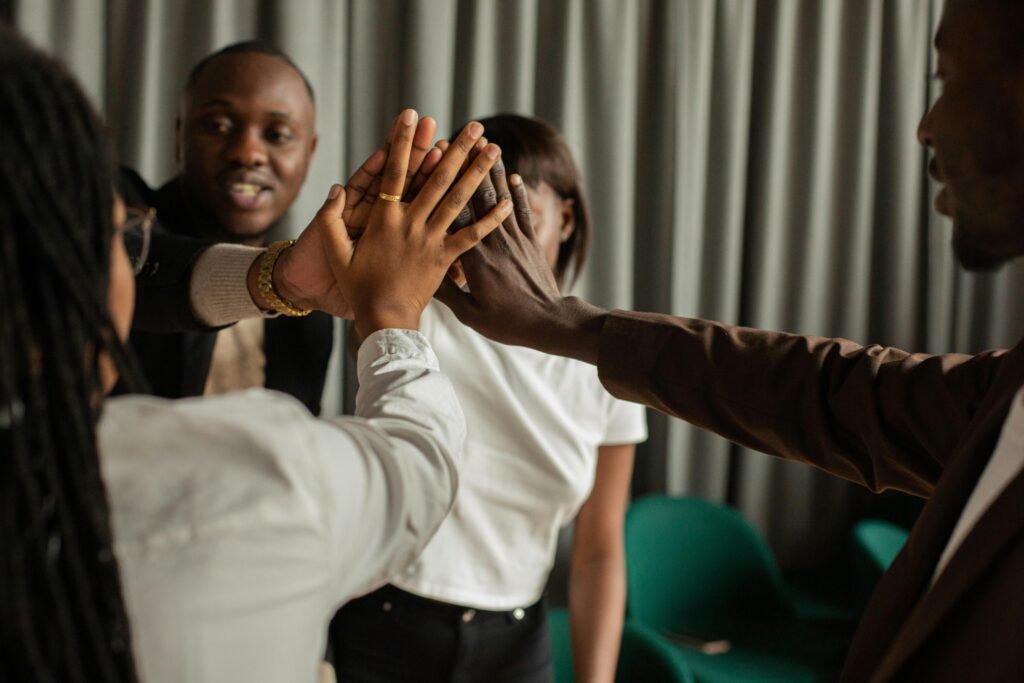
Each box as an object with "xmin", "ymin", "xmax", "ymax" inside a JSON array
[{"xmin": 597, "ymin": 310, "xmax": 1024, "ymax": 682}]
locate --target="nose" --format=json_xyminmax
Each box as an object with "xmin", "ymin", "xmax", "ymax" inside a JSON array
[
  {"xmin": 227, "ymin": 126, "xmax": 268, "ymax": 167},
  {"xmin": 917, "ymin": 106, "xmax": 934, "ymax": 148}
]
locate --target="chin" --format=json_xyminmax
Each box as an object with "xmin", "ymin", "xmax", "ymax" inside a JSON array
[
  {"xmin": 952, "ymin": 223, "xmax": 1007, "ymax": 273},
  {"xmin": 218, "ymin": 216, "xmax": 275, "ymax": 242}
]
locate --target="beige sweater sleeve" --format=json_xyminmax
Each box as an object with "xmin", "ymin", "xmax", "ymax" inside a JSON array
[{"xmin": 188, "ymin": 244, "xmax": 270, "ymax": 327}]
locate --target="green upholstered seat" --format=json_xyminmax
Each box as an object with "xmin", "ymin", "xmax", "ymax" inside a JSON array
[
  {"xmin": 851, "ymin": 519, "xmax": 910, "ymax": 602},
  {"xmin": 548, "ymin": 608, "xmax": 694, "ymax": 683},
  {"xmin": 623, "ymin": 496, "xmax": 851, "ymax": 682}
]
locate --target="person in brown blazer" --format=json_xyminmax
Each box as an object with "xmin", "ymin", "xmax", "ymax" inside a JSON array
[{"xmin": 428, "ymin": 0, "xmax": 1024, "ymax": 680}]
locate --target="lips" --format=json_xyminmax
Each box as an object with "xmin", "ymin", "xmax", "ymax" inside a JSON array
[
  {"xmin": 222, "ymin": 178, "xmax": 272, "ymax": 210},
  {"xmin": 934, "ymin": 186, "xmax": 952, "ymax": 216}
]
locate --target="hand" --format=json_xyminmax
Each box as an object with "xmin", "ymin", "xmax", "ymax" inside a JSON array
[
  {"xmin": 318, "ymin": 110, "xmax": 513, "ymax": 339},
  {"xmin": 265, "ymin": 194, "xmax": 354, "ymax": 319},
  {"xmin": 261, "ymin": 117, "xmax": 455, "ymax": 319},
  {"xmin": 436, "ymin": 171, "xmax": 607, "ymax": 364},
  {"xmin": 342, "ymin": 114, "xmax": 443, "ymax": 238}
]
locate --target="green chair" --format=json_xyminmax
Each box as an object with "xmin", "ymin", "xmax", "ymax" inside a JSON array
[
  {"xmin": 548, "ymin": 608, "xmax": 694, "ymax": 683},
  {"xmin": 851, "ymin": 519, "xmax": 909, "ymax": 603},
  {"xmin": 624, "ymin": 496, "xmax": 851, "ymax": 682}
]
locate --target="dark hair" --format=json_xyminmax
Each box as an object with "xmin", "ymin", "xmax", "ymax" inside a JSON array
[
  {"xmin": 0, "ymin": 27, "xmax": 140, "ymax": 682},
  {"xmin": 473, "ymin": 114, "xmax": 592, "ymax": 287},
  {"xmin": 185, "ymin": 40, "xmax": 315, "ymax": 104}
]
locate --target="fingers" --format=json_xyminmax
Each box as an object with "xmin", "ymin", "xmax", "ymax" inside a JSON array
[
  {"xmin": 317, "ymin": 184, "xmax": 353, "ymax": 269},
  {"xmin": 410, "ymin": 121, "xmax": 485, "ymax": 221},
  {"xmin": 343, "ymin": 148, "xmax": 387, "ymax": 223},
  {"xmin": 435, "ymin": 276, "xmax": 474, "ymax": 316},
  {"xmin": 444, "ymin": 198, "xmax": 511, "ymax": 259},
  {"xmin": 380, "ymin": 109, "xmax": 419, "ymax": 200},
  {"xmin": 405, "ymin": 145, "xmax": 444, "ymax": 201},
  {"xmin": 509, "ymin": 173, "xmax": 535, "ymax": 240},
  {"xmin": 470, "ymin": 157, "xmax": 499, "ymax": 216},
  {"xmin": 406, "ymin": 116, "xmax": 437, "ymax": 188},
  {"xmin": 428, "ymin": 143, "xmax": 502, "ymax": 232}
]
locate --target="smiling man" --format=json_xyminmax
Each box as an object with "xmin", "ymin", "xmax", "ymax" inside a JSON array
[{"xmin": 121, "ymin": 42, "xmax": 333, "ymax": 413}]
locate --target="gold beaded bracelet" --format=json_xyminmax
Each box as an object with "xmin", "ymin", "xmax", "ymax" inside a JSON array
[{"xmin": 257, "ymin": 240, "xmax": 312, "ymax": 317}]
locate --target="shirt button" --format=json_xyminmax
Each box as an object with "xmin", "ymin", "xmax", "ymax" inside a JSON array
[
  {"xmin": 382, "ymin": 601, "xmax": 393, "ymax": 612},
  {"xmin": 512, "ymin": 608, "xmax": 525, "ymax": 621},
  {"xmin": 462, "ymin": 609, "xmax": 476, "ymax": 623}
]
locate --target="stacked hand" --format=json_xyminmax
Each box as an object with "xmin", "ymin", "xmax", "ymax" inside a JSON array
[{"xmin": 275, "ymin": 109, "xmax": 511, "ymax": 339}]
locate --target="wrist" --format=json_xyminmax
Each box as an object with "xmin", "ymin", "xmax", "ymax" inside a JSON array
[
  {"xmin": 271, "ymin": 247, "xmax": 313, "ymax": 310},
  {"xmin": 249, "ymin": 241, "xmax": 311, "ymax": 317},
  {"xmin": 353, "ymin": 302, "xmax": 422, "ymax": 339},
  {"xmin": 538, "ymin": 297, "xmax": 607, "ymax": 365}
]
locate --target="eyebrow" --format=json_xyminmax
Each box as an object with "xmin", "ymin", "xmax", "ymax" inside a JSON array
[{"xmin": 195, "ymin": 99, "xmax": 296, "ymax": 121}]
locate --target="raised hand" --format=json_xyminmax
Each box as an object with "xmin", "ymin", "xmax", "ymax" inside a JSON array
[
  {"xmin": 317, "ymin": 110, "xmax": 512, "ymax": 339},
  {"xmin": 435, "ymin": 171, "xmax": 605, "ymax": 364},
  {"xmin": 342, "ymin": 114, "xmax": 440, "ymax": 238}
]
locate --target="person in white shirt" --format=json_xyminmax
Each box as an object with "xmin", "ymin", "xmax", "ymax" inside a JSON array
[
  {"xmin": 0, "ymin": 28, "xmax": 515, "ymax": 683},
  {"xmin": 331, "ymin": 114, "xmax": 647, "ymax": 683}
]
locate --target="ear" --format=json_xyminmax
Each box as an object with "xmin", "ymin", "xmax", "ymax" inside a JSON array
[
  {"xmin": 309, "ymin": 132, "xmax": 319, "ymax": 159},
  {"xmin": 174, "ymin": 116, "xmax": 182, "ymax": 166},
  {"xmin": 559, "ymin": 197, "xmax": 576, "ymax": 243}
]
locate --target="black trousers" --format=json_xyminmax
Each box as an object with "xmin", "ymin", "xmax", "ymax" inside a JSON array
[{"xmin": 329, "ymin": 584, "xmax": 553, "ymax": 683}]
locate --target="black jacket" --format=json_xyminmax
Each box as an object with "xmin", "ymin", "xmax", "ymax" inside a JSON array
[{"xmin": 120, "ymin": 168, "xmax": 333, "ymax": 415}]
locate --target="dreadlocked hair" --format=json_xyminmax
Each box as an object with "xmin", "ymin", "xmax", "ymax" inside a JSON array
[{"xmin": 0, "ymin": 27, "xmax": 142, "ymax": 682}]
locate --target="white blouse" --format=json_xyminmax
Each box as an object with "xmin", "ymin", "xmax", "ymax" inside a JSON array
[{"xmin": 99, "ymin": 329, "xmax": 463, "ymax": 683}]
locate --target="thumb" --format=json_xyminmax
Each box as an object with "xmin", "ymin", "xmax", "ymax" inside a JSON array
[
  {"xmin": 316, "ymin": 184, "xmax": 353, "ymax": 273},
  {"xmin": 435, "ymin": 276, "xmax": 475, "ymax": 319}
]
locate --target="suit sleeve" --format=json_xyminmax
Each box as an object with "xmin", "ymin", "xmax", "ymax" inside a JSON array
[{"xmin": 597, "ymin": 310, "xmax": 1005, "ymax": 497}]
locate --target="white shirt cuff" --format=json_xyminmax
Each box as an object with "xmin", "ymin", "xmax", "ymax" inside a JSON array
[{"xmin": 357, "ymin": 329, "xmax": 439, "ymax": 377}]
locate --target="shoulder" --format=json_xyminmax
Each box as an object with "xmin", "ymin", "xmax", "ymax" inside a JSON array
[
  {"xmin": 98, "ymin": 391, "xmax": 319, "ymax": 470},
  {"xmin": 117, "ymin": 166, "xmax": 156, "ymax": 207}
]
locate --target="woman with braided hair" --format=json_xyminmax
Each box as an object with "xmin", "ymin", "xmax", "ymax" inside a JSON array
[{"xmin": 0, "ymin": 27, "xmax": 513, "ymax": 682}]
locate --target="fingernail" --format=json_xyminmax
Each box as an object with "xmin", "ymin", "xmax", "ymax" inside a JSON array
[
  {"xmin": 509, "ymin": 173, "xmax": 523, "ymax": 187},
  {"xmin": 402, "ymin": 109, "xmax": 417, "ymax": 126},
  {"xmin": 499, "ymin": 199, "xmax": 512, "ymax": 212},
  {"xmin": 485, "ymin": 144, "xmax": 500, "ymax": 160},
  {"xmin": 468, "ymin": 122, "xmax": 484, "ymax": 139},
  {"xmin": 328, "ymin": 183, "xmax": 342, "ymax": 199}
]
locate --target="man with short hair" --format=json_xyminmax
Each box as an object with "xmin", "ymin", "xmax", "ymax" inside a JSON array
[
  {"xmin": 436, "ymin": 0, "xmax": 1024, "ymax": 679},
  {"xmin": 123, "ymin": 41, "xmax": 333, "ymax": 413}
]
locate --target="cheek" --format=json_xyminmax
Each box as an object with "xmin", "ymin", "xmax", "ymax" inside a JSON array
[
  {"xmin": 274, "ymin": 149, "xmax": 311, "ymax": 191},
  {"xmin": 530, "ymin": 206, "xmax": 564, "ymax": 270},
  {"xmin": 108, "ymin": 238, "xmax": 135, "ymax": 342}
]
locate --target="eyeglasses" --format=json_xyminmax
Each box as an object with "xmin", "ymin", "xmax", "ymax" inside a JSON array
[{"xmin": 123, "ymin": 206, "xmax": 155, "ymax": 276}]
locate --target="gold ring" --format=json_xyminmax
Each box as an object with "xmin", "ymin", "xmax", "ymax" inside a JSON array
[{"xmin": 378, "ymin": 192, "xmax": 401, "ymax": 203}]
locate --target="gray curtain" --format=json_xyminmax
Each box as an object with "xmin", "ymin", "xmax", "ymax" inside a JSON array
[{"xmin": 12, "ymin": 0, "xmax": 1024, "ymax": 568}]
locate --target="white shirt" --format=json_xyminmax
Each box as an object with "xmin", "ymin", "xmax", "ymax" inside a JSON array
[
  {"xmin": 392, "ymin": 302, "xmax": 647, "ymax": 609},
  {"xmin": 931, "ymin": 388, "xmax": 1024, "ymax": 586},
  {"xmin": 98, "ymin": 329, "xmax": 462, "ymax": 683}
]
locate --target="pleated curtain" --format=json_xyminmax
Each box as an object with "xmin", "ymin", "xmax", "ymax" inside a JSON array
[{"xmin": 9, "ymin": 0, "xmax": 1024, "ymax": 567}]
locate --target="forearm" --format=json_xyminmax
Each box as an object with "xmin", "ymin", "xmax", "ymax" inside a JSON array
[
  {"xmin": 597, "ymin": 310, "xmax": 1005, "ymax": 496},
  {"xmin": 540, "ymin": 297, "xmax": 608, "ymax": 365},
  {"xmin": 319, "ymin": 328, "xmax": 465, "ymax": 598},
  {"xmin": 568, "ymin": 552, "xmax": 626, "ymax": 683}
]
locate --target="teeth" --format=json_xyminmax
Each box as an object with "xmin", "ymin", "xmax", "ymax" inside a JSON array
[{"xmin": 229, "ymin": 183, "xmax": 261, "ymax": 196}]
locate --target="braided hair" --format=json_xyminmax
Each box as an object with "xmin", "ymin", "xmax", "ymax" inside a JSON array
[{"xmin": 0, "ymin": 27, "xmax": 140, "ymax": 682}]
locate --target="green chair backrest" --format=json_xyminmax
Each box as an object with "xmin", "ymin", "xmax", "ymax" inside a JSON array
[
  {"xmin": 853, "ymin": 519, "xmax": 908, "ymax": 572},
  {"xmin": 548, "ymin": 608, "xmax": 695, "ymax": 683},
  {"xmin": 851, "ymin": 519, "xmax": 909, "ymax": 603},
  {"xmin": 625, "ymin": 495, "xmax": 792, "ymax": 637},
  {"xmin": 548, "ymin": 608, "xmax": 576, "ymax": 683}
]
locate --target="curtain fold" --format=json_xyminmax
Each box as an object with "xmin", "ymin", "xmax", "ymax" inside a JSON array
[{"xmin": 13, "ymin": 0, "xmax": 1023, "ymax": 567}]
